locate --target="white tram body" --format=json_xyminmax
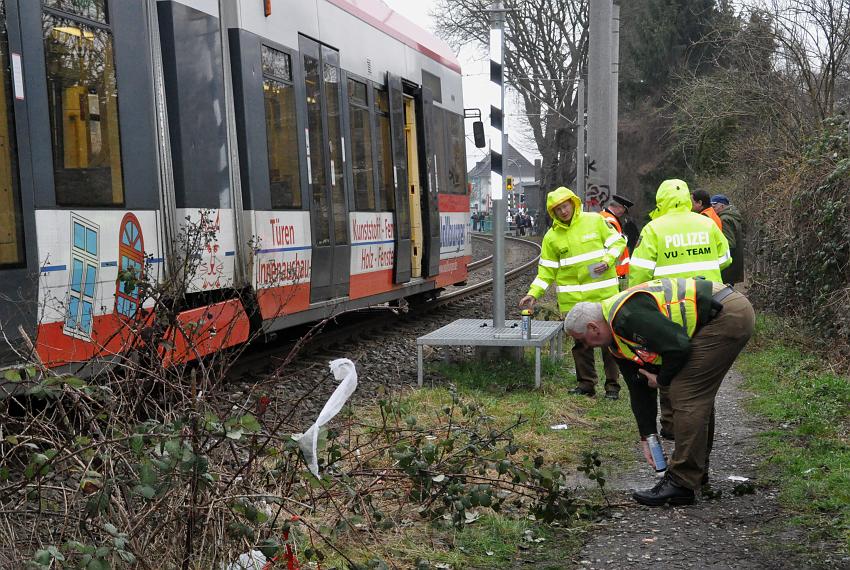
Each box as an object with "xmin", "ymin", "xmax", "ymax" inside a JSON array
[{"xmin": 0, "ymin": 0, "xmax": 471, "ymax": 367}]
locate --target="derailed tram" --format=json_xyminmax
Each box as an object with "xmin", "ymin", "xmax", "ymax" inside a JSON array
[{"xmin": 0, "ymin": 0, "xmax": 472, "ymax": 368}]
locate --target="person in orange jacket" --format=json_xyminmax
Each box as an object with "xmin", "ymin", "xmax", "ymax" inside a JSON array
[
  {"xmin": 601, "ymin": 194, "xmax": 634, "ymax": 279},
  {"xmin": 691, "ymin": 188, "xmax": 722, "ymax": 230}
]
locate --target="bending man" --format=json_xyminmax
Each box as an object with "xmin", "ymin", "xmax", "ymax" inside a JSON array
[{"xmin": 563, "ymin": 278, "xmax": 755, "ymax": 506}]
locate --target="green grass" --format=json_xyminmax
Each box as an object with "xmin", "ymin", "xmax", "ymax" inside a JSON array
[
  {"xmin": 326, "ymin": 349, "xmax": 636, "ymax": 568},
  {"xmin": 736, "ymin": 314, "xmax": 850, "ymax": 552},
  {"xmin": 424, "ymin": 352, "xmax": 637, "ymax": 467},
  {"xmin": 320, "ymin": 513, "xmax": 565, "ymax": 569}
]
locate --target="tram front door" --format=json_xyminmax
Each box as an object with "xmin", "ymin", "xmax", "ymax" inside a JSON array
[
  {"xmin": 300, "ymin": 35, "xmax": 350, "ymax": 303},
  {"xmin": 0, "ymin": 0, "xmax": 37, "ymax": 363}
]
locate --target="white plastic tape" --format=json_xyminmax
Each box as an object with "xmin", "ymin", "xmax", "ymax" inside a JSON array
[{"xmin": 295, "ymin": 358, "xmax": 358, "ymax": 478}]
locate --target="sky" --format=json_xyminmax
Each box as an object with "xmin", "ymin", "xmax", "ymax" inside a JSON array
[{"xmin": 380, "ymin": 0, "xmax": 541, "ymax": 170}]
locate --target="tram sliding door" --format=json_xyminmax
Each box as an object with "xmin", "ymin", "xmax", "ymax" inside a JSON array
[
  {"xmin": 387, "ymin": 73, "xmax": 410, "ymax": 284},
  {"xmin": 416, "ymin": 86, "xmax": 441, "ymax": 278},
  {"xmin": 300, "ymin": 36, "xmax": 349, "ymax": 302},
  {"xmin": 0, "ymin": 0, "xmax": 37, "ymax": 364}
]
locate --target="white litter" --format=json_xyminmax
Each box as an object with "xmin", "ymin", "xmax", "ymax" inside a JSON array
[
  {"xmin": 727, "ymin": 475, "xmax": 750, "ymax": 482},
  {"xmin": 294, "ymin": 358, "xmax": 358, "ymax": 478},
  {"xmin": 550, "ymin": 424, "xmax": 569, "ymax": 430},
  {"xmin": 223, "ymin": 550, "xmax": 267, "ymax": 570}
]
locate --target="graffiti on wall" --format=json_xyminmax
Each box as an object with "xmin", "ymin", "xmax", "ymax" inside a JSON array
[{"xmin": 585, "ymin": 183, "xmax": 610, "ymax": 211}]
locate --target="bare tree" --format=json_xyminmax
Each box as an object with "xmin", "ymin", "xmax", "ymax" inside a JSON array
[
  {"xmin": 433, "ymin": 0, "xmax": 588, "ymax": 193},
  {"xmin": 748, "ymin": 0, "xmax": 850, "ymax": 121}
]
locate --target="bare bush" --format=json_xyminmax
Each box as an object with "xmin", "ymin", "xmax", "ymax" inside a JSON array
[{"xmin": 0, "ymin": 216, "xmax": 605, "ymax": 568}]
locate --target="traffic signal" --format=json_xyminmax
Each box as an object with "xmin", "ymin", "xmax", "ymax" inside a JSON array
[{"xmin": 506, "ymin": 176, "xmax": 513, "ymax": 191}]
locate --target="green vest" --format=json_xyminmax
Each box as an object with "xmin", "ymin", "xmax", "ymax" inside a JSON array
[
  {"xmin": 600, "ymin": 278, "xmax": 699, "ymax": 366},
  {"xmin": 629, "ymin": 212, "xmax": 730, "ymax": 286}
]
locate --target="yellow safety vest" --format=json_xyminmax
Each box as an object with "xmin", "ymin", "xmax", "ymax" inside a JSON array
[{"xmin": 600, "ymin": 278, "xmax": 699, "ymax": 366}]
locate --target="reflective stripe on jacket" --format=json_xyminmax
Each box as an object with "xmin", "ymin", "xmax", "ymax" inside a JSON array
[
  {"xmin": 630, "ymin": 180, "xmax": 731, "ymax": 286},
  {"xmin": 527, "ymin": 187, "xmax": 626, "ymax": 313},
  {"xmin": 600, "ymin": 278, "xmax": 699, "ymax": 366},
  {"xmin": 601, "ymin": 209, "xmax": 630, "ymax": 277}
]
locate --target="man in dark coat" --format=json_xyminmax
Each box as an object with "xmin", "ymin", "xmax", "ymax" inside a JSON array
[
  {"xmin": 607, "ymin": 194, "xmax": 640, "ymax": 253},
  {"xmin": 711, "ymin": 195, "xmax": 745, "ymax": 285}
]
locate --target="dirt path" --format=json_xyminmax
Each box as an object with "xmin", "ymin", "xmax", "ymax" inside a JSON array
[{"xmin": 565, "ymin": 370, "xmax": 849, "ymax": 570}]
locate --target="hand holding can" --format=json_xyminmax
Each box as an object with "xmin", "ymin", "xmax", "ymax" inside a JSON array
[{"xmin": 647, "ymin": 434, "xmax": 668, "ymax": 474}]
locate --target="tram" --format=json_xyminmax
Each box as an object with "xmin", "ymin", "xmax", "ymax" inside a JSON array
[{"xmin": 0, "ymin": 0, "xmax": 473, "ymax": 368}]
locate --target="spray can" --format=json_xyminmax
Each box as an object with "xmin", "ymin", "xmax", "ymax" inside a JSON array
[
  {"xmin": 647, "ymin": 434, "xmax": 667, "ymax": 474},
  {"xmin": 521, "ymin": 309, "xmax": 532, "ymax": 340}
]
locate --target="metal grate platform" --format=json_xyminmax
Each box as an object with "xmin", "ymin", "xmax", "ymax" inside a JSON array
[{"xmin": 416, "ymin": 319, "xmax": 565, "ymax": 389}]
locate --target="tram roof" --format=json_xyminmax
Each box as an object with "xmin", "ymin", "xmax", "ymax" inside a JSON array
[{"xmin": 326, "ymin": 0, "xmax": 462, "ymax": 74}]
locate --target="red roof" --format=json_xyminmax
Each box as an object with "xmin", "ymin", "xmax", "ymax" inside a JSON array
[{"xmin": 324, "ymin": 0, "xmax": 462, "ymax": 73}]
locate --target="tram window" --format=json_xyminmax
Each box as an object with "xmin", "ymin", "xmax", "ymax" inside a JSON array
[
  {"xmin": 262, "ymin": 45, "xmax": 291, "ymax": 80},
  {"xmin": 303, "ymin": 53, "xmax": 329, "ymax": 246},
  {"xmin": 376, "ymin": 88, "xmax": 389, "ymax": 114},
  {"xmin": 262, "ymin": 47, "xmax": 300, "ymax": 209},
  {"xmin": 43, "ymin": 0, "xmax": 108, "ymax": 23},
  {"xmin": 447, "ymin": 113, "xmax": 467, "ymax": 194},
  {"xmin": 44, "ymin": 12, "xmax": 124, "ymax": 207},
  {"xmin": 433, "ymin": 108, "xmax": 449, "ymax": 194},
  {"xmin": 0, "ymin": 4, "xmax": 24, "ymax": 268},
  {"xmin": 348, "ymin": 79, "xmax": 374, "ymax": 211},
  {"xmin": 422, "ymin": 69, "xmax": 442, "ymax": 103},
  {"xmin": 375, "ymin": 90, "xmax": 394, "ymax": 212},
  {"xmin": 324, "ymin": 60, "xmax": 347, "ymax": 245}
]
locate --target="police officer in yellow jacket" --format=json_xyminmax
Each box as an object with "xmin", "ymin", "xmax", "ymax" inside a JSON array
[
  {"xmin": 630, "ymin": 179, "xmax": 731, "ymax": 287},
  {"xmin": 519, "ymin": 187, "xmax": 627, "ymax": 398},
  {"xmin": 628, "ymin": 179, "xmax": 732, "ymax": 438}
]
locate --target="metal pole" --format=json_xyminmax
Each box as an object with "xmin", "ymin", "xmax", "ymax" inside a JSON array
[
  {"xmin": 577, "ymin": 78, "xmax": 586, "ymax": 202},
  {"xmin": 610, "ymin": 2, "xmax": 620, "ymax": 199},
  {"xmin": 586, "ymin": 0, "xmax": 613, "ymax": 211},
  {"xmin": 489, "ymin": 2, "xmax": 506, "ymax": 328}
]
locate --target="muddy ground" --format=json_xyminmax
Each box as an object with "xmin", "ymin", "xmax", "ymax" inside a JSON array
[{"xmin": 510, "ymin": 370, "xmax": 849, "ymax": 570}]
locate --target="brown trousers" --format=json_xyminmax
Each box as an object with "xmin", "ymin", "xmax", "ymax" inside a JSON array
[
  {"xmin": 667, "ymin": 287, "xmax": 755, "ymax": 489},
  {"xmin": 573, "ymin": 340, "xmax": 620, "ymax": 393}
]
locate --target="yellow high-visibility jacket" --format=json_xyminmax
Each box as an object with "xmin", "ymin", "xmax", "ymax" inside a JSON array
[
  {"xmin": 527, "ymin": 187, "xmax": 626, "ymax": 313},
  {"xmin": 629, "ymin": 180, "xmax": 731, "ymax": 286}
]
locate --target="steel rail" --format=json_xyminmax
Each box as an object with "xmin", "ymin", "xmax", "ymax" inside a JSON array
[{"xmin": 437, "ymin": 235, "xmax": 541, "ymax": 304}]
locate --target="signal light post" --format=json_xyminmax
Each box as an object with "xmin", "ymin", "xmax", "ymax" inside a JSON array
[
  {"xmin": 489, "ymin": 1, "xmax": 507, "ymax": 328},
  {"xmin": 414, "ymin": 2, "xmax": 567, "ymax": 391}
]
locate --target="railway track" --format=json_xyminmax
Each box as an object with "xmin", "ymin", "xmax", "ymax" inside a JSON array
[{"xmin": 228, "ymin": 235, "xmax": 541, "ymax": 380}]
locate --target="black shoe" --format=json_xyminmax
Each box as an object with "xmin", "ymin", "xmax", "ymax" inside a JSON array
[
  {"xmin": 660, "ymin": 429, "xmax": 675, "ymax": 441},
  {"xmin": 568, "ymin": 386, "xmax": 595, "ymax": 398},
  {"xmin": 632, "ymin": 474, "xmax": 695, "ymax": 507},
  {"xmin": 604, "ymin": 390, "xmax": 620, "ymax": 400}
]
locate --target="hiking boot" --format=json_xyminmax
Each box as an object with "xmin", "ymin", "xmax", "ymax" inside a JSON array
[
  {"xmin": 604, "ymin": 390, "xmax": 620, "ymax": 400},
  {"xmin": 568, "ymin": 386, "xmax": 595, "ymax": 398},
  {"xmin": 632, "ymin": 474, "xmax": 695, "ymax": 507}
]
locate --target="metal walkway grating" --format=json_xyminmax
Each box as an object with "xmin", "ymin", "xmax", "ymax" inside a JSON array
[{"xmin": 416, "ymin": 319, "xmax": 565, "ymax": 388}]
